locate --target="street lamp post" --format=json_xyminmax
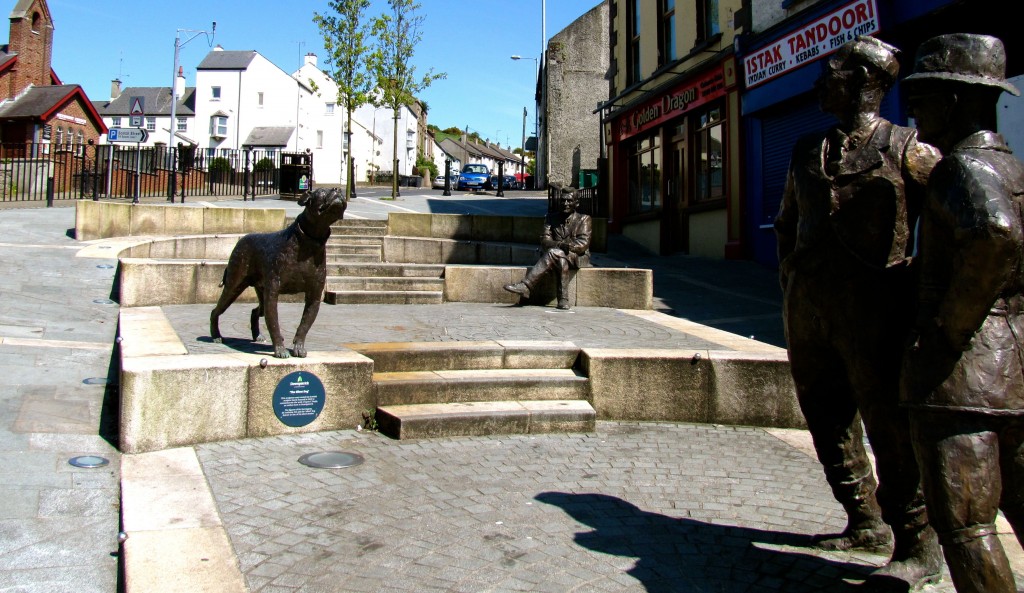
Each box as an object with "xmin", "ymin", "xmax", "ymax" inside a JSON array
[
  {"xmin": 510, "ymin": 55, "xmax": 539, "ymax": 189},
  {"xmin": 168, "ymin": 22, "xmax": 215, "ymax": 202}
]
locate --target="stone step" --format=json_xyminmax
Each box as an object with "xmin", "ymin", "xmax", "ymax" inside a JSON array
[
  {"xmin": 324, "ymin": 290, "xmax": 443, "ymax": 305},
  {"xmin": 325, "ymin": 263, "xmax": 445, "ymax": 278},
  {"xmin": 372, "ymin": 368, "xmax": 589, "ymax": 406},
  {"xmin": 325, "ymin": 253, "xmax": 383, "ymax": 263},
  {"xmin": 327, "ymin": 235, "xmax": 384, "ymax": 246},
  {"xmin": 348, "ymin": 340, "xmax": 580, "ymax": 373},
  {"xmin": 333, "ymin": 226, "xmax": 387, "ymax": 237},
  {"xmin": 333, "ymin": 218, "xmax": 388, "ymax": 228},
  {"xmin": 326, "ymin": 276, "xmax": 444, "ymax": 292},
  {"xmin": 375, "ymin": 400, "xmax": 596, "ymax": 440},
  {"xmin": 326, "ymin": 244, "xmax": 383, "ymax": 256}
]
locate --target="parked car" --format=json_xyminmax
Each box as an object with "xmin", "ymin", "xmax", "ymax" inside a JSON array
[
  {"xmin": 432, "ymin": 174, "xmax": 453, "ymax": 189},
  {"xmin": 457, "ymin": 164, "xmax": 491, "ymax": 191},
  {"xmin": 489, "ymin": 174, "xmax": 519, "ymax": 191}
]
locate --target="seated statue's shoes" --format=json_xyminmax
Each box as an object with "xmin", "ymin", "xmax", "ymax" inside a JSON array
[
  {"xmin": 504, "ymin": 282, "xmax": 530, "ymax": 298},
  {"xmin": 557, "ymin": 298, "xmax": 570, "ymax": 310}
]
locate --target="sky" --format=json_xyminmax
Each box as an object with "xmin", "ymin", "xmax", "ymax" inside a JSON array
[{"xmin": 45, "ymin": 0, "xmax": 604, "ymax": 151}]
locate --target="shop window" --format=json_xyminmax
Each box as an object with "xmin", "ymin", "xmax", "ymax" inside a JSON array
[
  {"xmin": 627, "ymin": 0, "xmax": 641, "ymax": 85},
  {"xmin": 693, "ymin": 106, "xmax": 724, "ymax": 202},
  {"xmin": 696, "ymin": 0, "xmax": 720, "ymax": 44},
  {"xmin": 628, "ymin": 134, "xmax": 662, "ymax": 214},
  {"xmin": 659, "ymin": 0, "xmax": 676, "ymax": 65}
]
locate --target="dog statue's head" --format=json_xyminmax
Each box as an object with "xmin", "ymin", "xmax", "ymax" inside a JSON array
[{"xmin": 297, "ymin": 187, "xmax": 347, "ymax": 229}]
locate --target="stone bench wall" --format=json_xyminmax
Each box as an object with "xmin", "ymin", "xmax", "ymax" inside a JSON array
[{"xmin": 75, "ymin": 200, "xmax": 285, "ymax": 241}]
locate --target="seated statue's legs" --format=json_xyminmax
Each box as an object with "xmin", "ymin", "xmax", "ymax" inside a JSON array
[
  {"xmin": 504, "ymin": 248, "xmax": 563, "ymax": 300},
  {"xmin": 556, "ymin": 258, "xmax": 571, "ymax": 309}
]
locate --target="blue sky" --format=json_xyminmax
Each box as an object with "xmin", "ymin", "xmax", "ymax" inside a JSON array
[{"xmin": 46, "ymin": 0, "xmax": 603, "ymax": 150}]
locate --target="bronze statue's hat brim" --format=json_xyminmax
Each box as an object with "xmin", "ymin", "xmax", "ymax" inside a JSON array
[{"xmin": 903, "ymin": 33, "xmax": 1020, "ymax": 96}]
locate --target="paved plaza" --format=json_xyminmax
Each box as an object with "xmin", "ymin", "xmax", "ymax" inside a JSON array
[{"xmin": 0, "ymin": 197, "xmax": 1020, "ymax": 593}]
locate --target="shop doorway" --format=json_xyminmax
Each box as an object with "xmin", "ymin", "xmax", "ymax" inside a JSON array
[{"xmin": 661, "ymin": 135, "xmax": 687, "ymax": 254}]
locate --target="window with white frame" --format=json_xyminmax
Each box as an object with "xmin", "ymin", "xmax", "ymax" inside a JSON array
[
  {"xmin": 210, "ymin": 115, "xmax": 228, "ymax": 137},
  {"xmin": 325, "ymin": 102, "xmax": 335, "ymax": 115},
  {"xmin": 56, "ymin": 126, "xmax": 63, "ymax": 146},
  {"xmin": 212, "ymin": 86, "xmax": 221, "ymax": 100},
  {"xmin": 146, "ymin": 117, "xmax": 156, "ymax": 131},
  {"xmin": 111, "ymin": 116, "xmax": 121, "ymax": 127},
  {"xmin": 317, "ymin": 130, "xmax": 324, "ymax": 149},
  {"xmin": 176, "ymin": 117, "xmax": 187, "ymax": 132},
  {"xmin": 257, "ymin": 92, "xmax": 264, "ymax": 107}
]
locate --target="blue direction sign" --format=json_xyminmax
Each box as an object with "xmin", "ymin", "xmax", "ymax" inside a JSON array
[{"xmin": 108, "ymin": 128, "xmax": 148, "ymax": 143}]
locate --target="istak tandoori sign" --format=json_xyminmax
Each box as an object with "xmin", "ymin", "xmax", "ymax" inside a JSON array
[
  {"xmin": 743, "ymin": 0, "xmax": 879, "ymax": 89},
  {"xmin": 613, "ymin": 66, "xmax": 729, "ymax": 144}
]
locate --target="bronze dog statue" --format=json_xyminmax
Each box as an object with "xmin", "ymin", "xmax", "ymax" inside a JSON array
[{"xmin": 210, "ymin": 187, "xmax": 347, "ymax": 358}]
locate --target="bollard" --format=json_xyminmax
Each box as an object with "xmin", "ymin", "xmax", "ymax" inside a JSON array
[
  {"xmin": 46, "ymin": 176, "xmax": 54, "ymax": 207},
  {"xmin": 443, "ymin": 159, "xmax": 452, "ymax": 196},
  {"xmin": 496, "ymin": 162, "xmax": 505, "ymax": 197}
]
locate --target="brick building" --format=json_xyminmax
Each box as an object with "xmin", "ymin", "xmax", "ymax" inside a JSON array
[{"xmin": 0, "ymin": 0, "xmax": 105, "ymax": 146}]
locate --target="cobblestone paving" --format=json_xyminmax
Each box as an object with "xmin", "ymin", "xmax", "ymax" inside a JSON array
[
  {"xmin": 165, "ymin": 302, "xmax": 727, "ymax": 355},
  {"xmin": 193, "ymin": 422, "xmax": 941, "ymax": 593}
]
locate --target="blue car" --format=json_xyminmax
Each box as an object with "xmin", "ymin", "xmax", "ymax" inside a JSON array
[{"xmin": 457, "ymin": 164, "xmax": 491, "ymax": 191}]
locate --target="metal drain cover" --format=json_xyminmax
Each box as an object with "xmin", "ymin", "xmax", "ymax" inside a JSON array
[
  {"xmin": 69, "ymin": 456, "xmax": 109, "ymax": 468},
  {"xmin": 298, "ymin": 451, "xmax": 364, "ymax": 469}
]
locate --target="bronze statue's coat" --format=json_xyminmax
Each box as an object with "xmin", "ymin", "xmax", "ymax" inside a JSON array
[{"xmin": 210, "ymin": 187, "xmax": 347, "ymax": 358}]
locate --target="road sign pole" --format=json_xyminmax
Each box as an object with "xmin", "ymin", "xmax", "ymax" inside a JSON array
[{"xmin": 133, "ymin": 141, "xmax": 141, "ymax": 204}]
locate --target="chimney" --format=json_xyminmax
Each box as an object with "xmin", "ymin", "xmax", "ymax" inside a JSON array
[
  {"xmin": 110, "ymin": 79, "xmax": 122, "ymax": 100},
  {"xmin": 304, "ymin": 53, "xmax": 317, "ymax": 68},
  {"xmin": 175, "ymin": 66, "xmax": 186, "ymax": 100}
]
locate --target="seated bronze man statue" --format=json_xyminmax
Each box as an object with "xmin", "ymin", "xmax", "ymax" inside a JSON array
[{"xmin": 504, "ymin": 186, "xmax": 592, "ymax": 310}]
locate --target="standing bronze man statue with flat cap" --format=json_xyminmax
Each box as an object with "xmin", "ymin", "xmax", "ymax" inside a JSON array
[
  {"xmin": 775, "ymin": 36, "xmax": 942, "ymax": 590},
  {"xmin": 901, "ymin": 33, "xmax": 1024, "ymax": 593}
]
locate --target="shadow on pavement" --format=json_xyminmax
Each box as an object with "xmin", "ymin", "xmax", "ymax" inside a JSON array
[{"xmin": 536, "ymin": 491, "xmax": 872, "ymax": 592}]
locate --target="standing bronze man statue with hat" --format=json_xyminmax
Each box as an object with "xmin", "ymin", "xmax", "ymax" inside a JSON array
[
  {"xmin": 775, "ymin": 36, "xmax": 943, "ymax": 590},
  {"xmin": 901, "ymin": 33, "xmax": 1024, "ymax": 593}
]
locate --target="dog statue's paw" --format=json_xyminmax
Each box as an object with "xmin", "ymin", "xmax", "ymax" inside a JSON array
[
  {"xmin": 273, "ymin": 345, "xmax": 290, "ymax": 359},
  {"xmin": 293, "ymin": 343, "xmax": 307, "ymax": 358},
  {"xmin": 212, "ymin": 337, "xmax": 223, "ymax": 343},
  {"xmin": 255, "ymin": 334, "xmax": 269, "ymax": 344}
]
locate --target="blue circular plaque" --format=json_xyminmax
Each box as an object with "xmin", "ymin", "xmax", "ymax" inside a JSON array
[{"xmin": 272, "ymin": 371, "xmax": 326, "ymax": 427}]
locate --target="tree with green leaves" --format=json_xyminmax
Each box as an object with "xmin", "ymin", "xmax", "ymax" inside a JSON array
[
  {"xmin": 313, "ymin": 0, "xmax": 375, "ymax": 201},
  {"xmin": 369, "ymin": 0, "xmax": 445, "ymax": 198}
]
